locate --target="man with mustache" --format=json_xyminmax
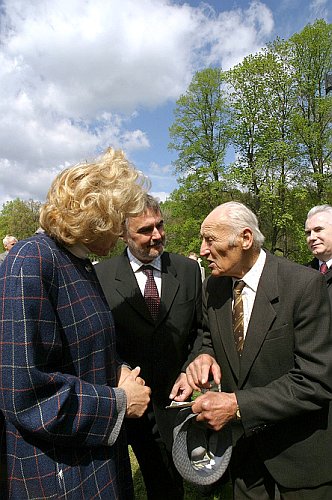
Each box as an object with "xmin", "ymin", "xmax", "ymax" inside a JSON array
[{"xmin": 96, "ymin": 194, "xmax": 202, "ymax": 499}]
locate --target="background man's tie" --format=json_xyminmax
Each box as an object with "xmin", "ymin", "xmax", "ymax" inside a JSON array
[
  {"xmin": 320, "ymin": 262, "xmax": 328, "ymax": 274},
  {"xmin": 233, "ymin": 280, "xmax": 245, "ymax": 355},
  {"xmin": 142, "ymin": 265, "xmax": 160, "ymax": 320}
]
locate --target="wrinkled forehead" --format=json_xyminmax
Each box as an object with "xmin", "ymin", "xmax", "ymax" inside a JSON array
[{"xmin": 201, "ymin": 211, "xmax": 230, "ymax": 237}]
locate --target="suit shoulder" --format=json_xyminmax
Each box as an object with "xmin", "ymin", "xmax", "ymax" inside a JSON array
[
  {"xmin": 95, "ymin": 255, "xmax": 123, "ymax": 272},
  {"xmin": 167, "ymin": 252, "xmax": 199, "ymax": 268},
  {"xmin": 272, "ymin": 253, "xmax": 316, "ymax": 272},
  {"xmin": 267, "ymin": 253, "xmax": 323, "ymax": 287}
]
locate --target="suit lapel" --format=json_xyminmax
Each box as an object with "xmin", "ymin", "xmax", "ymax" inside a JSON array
[
  {"xmin": 238, "ymin": 253, "xmax": 278, "ymax": 387},
  {"xmin": 114, "ymin": 252, "xmax": 180, "ymax": 325},
  {"xmin": 209, "ymin": 277, "xmax": 241, "ymax": 380},
  {"xmin": 158, "ymin": 253, "xmax": 179, "ymax": 325},
  {"xmin": 114, "ymin": 253, "xmax": 153, "ymax": 322}
]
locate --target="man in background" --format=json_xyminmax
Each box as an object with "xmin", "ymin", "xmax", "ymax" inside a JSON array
[
  {"xmin": 0, "ymin": 235, "xmax": 18, "ymax": 265},
  {"xmin": 305, "ymin": 204, "xmax": 332, "ymax": 299},
  {"xmin": 96, "ymin": 194, "xmax": 202, "ymax": 499}
]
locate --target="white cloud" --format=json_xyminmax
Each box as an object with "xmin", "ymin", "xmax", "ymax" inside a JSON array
[
  {"xmin": 203, "ymin": 1, "xmax": 274, "ymax": 69},
  {"xmin": 149, "ymin": 161, "xmax": 173, "ymax": 176},
  {"xmin": 0, "ymin": 0, "xmax": 276, "ymax": 207},
  {"xmin": 310, "ymin": 0, "xmax": 329, "ymax": 18},
  {"xmin": 150, "ymin": 192, "xmax": 170, "ymax": 202}
]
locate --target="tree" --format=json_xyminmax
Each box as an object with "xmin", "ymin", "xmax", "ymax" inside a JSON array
[
  {"xmin": 168, "ymin": 67, "xmax": 232, "ymax": 211},
  {"xmin": 226, "ymin": 45, "xmax": 303, "ymax": 255},
  {"xmin": 289, "ymin": 19, "xmax": 332, "ymax": 201},
  {"xmin": 165, "ymin": 21, "xmax": 331, "ymax": 262},
  {"xmin": 0, "ymin": 199, "xmax": 41, "ymax": 242}
]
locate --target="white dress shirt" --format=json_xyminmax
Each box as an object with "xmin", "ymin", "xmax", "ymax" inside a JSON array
[
  {"xmin": 127, "ymin": 248, "xmax": 162, "ymax": 296},
  {"xmin": 232, "ymin": 249, "xmax": 266, "ymax": 339}
]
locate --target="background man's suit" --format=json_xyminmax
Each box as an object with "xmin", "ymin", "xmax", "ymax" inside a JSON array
[
  {"xmin": 308, "ymin": 256, "xmax": 332, "ymax": 302},
  {"xmin": 96, "ymin": 250, "xmax": 202, "ymax": 497},
  {"xmin": 199, "ymin": 251, "xmax": 332, "ymax": 490}
]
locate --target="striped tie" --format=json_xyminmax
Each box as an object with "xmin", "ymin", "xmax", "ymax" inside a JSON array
[{"xmin": 233, "ymin": 280, "xmax": 245, "ymax": 355}]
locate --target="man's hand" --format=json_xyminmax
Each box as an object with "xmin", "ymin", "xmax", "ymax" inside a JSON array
[
  {"xmin": 169, "ymin": 372, "xmax": 193, "ymax": 402},
  {"xmin": 192, "ymin": 391, "xmax": 238, "ymax": 431},
  {"xmin": 186, "ymin": 354, "xmax": 222, "ymax": 391},
  {"xmin": 119, "ymin": 366, "xmax": 151, "ymax": 418}
]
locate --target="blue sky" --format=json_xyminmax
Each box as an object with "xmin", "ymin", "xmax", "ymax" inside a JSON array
[{"xmin": 0, "ymin": 0, "xmax": 330, "ymax": 206}]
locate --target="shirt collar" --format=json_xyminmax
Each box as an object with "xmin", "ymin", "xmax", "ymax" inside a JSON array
[
  {"xmin": 319, "ymin": 258, "xmax": 332, "ymax": 269},
  {"xmin": 232, "ymin": 249, "xmax": 266, "ymax": 292},
  {"xmin": 127, "ymin": 248, "xmax": 162, "ymax": 272}
]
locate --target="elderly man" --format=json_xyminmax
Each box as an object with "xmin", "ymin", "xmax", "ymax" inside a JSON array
[
  {"xmin": 305, "ymin": 204, "xmax": 332, "ymax": 300},
  {"xmin": 174, "ymin": 201, "xmax": 332, "ymax": 499},
  {"xmin": 0, "ymin": 234, "xmax": 18, "ymax": 265}
]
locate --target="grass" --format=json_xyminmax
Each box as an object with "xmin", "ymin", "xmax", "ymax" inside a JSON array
[{"xmin": 129, "ymin": 446, "xmax": 233, "ymax": 499}]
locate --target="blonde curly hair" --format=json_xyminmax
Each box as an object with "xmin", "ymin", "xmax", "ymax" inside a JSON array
[{"xmin": 40, "ymin": 148, "xmax": 150, "ymax": 246}]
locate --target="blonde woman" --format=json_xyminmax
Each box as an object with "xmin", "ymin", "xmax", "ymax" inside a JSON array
[{"xmin": 0, "ymin": 148, "xmax": 151, "ymax": 499}]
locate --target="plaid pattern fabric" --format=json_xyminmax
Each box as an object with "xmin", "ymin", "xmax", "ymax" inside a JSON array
[{"xmin": 0, "ymin": 234, "xmax": 133, "ymax": 499}]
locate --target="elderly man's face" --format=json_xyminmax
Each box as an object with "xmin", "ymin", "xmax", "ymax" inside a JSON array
[
  {"xmin": 305, "ymin": 212, "xmax": 332, "ymax": 262},
  {"xmin": 200, "ymin": 214, "xmax": 245, "ymax": 278},
  {"xmin": 4, "ymin": 238, "xmax": 17, "ymax": 251}
]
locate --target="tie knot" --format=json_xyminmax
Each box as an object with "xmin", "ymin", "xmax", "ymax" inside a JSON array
[
  {"xmin": 234, "ymin": 280, "xmax": 245, "ymax": 295},
  {"xmin": 320, "ymin": 262, "xmax": 328, "ymax": 274},
  {"xmin": 141, "ymin": 264, "xmax": 154, "ymax": 276}
]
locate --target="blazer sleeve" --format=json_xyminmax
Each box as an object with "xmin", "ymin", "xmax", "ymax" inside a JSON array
[
  {"xmin": 0, "ymin": 241, "xmax": 126, "ymax": 448},
  {"xmin": 180, "ymin": 259, "xmax": 204, "ymax": 370}
]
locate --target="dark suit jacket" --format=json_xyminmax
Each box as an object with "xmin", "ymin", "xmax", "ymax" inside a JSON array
[
  {"xmin": 199, "ymin": 251, "xmax": 332, "ymax": 489},
  {"xmin": 96, "ymin": 251, "xmax": 202, "ymax": 406},
  {"xmin": 307, "ymin": 257, "xmax": 332, "ymax": 303}
]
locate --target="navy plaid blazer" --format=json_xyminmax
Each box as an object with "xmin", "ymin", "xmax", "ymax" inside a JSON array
[{"xmin": 0, "ymin": 234, "xmax": 133, "ymax": 499}]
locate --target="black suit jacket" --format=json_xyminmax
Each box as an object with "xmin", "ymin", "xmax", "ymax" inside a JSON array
[
  {"xmin": 307, "ymin": 257, "xmax": 332, "ymax": 303},
  {"xmin": 200, "ymin": 251, "xmax": 332, "ymax": 488},
  {"xmin": 96, "ymin": 251, "xmax": 202, "ymax": 405}
]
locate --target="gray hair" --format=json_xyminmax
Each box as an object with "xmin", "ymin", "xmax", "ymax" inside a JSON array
[
  {"xmin": 124, "ymin": 193, "xmax": 162, "ymax": 230},
  {"xmin": 3, "ymin": 235, "xmax": 18, "ymax": 247},
  {"xmin": 217, "ymin": 202, "xmax": 265, "ymax": 251},
  {"xmin": 306, "ymin": 205, "xmax": 332, "ymax": 223}
]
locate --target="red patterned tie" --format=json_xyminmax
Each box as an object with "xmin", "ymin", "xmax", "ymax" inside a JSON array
[
  {"xmin": 142, "ymin": 265, "xmax": 160, "ymax": 320},
  {"xmin": 320, "ymin": 262, "xmax": 328, "ymax": 274},
  {"xmin": 233, "ymin": 280, "xmax": 245, "ymax": 355}
]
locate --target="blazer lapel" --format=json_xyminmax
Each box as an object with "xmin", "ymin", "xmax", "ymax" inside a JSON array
[
  {"xmin": 114, "ymin": 252, "xmax": 181, "ymax": 325},
  {"xmin": 209, "ymin": 277, "xmax": 241, "ymax": 380},
  {"xmin": 238, "ymin": 253, "xmax": 278, "ymax": 387},
  {"xmin": 158, "ymin": 253, "xmax": 179, "ymax": 325},
  {"xmin": 114, "ymin": 253, "xmax": 153, "ymax": 323}
]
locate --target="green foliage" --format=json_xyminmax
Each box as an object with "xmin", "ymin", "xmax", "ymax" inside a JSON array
[
  {"xmin": 0, "ymin": 198, "xmax": 41, "ymax": 243},
  {"xmin": 289, "ymin": 19, "xmax": 332, "ymax": 198},
  {"xmin": 167, "ymin": 19, "xmax": 332, "ymax": 260},
  {"xmin": 169, "ymin": 68, "xmax": 231, "ymax": 185}
]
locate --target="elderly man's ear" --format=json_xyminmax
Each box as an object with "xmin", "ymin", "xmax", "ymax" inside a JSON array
[{"xmin": 240, "ymin": 228, "xmax": 254, "ymax": 250}]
